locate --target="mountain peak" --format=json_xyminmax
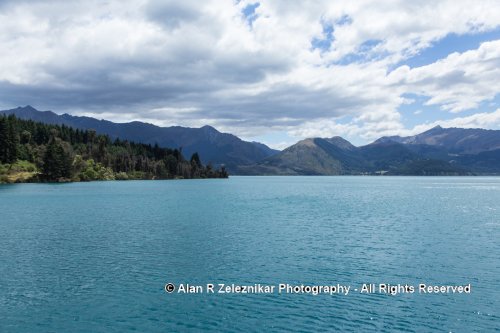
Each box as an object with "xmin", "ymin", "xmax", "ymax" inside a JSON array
[
  {"xmin": 425, "ymin": 125, "xmax": 444, "ymax": 133},
  {"xmin": 15, "ymin": 105, "xmax": 38, "ymax": 112},
  {"xmin": 295, "ymin": 138, "xmax": 317, "ymax": 148},
  {"xmin": 201, "ymin": 125, "xmax": 219, "ymax": 133},
  {"xmin": 373, "ymin": 135, "xmax": 403, "ymax": 145},
  {"xmin": 325, "ymin": 136, "xmax": 356, "ymax": 150}
]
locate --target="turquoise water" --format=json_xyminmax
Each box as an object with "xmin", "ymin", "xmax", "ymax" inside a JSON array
[{"xmin": 0, "ymin": 177, "xmax": 499, "ymax": 332}]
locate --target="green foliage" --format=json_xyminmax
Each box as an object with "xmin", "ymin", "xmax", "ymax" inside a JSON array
[
  {"xmin": 0, "ymin": 117, "xmax": 8, "ymax": 163},
  {"xmin": 190, "ymin": 152, "xmax": 202, "ymax": 168},
  {"xmin": 0, "ymin": 160, "xmax": 38, "ymax": 183},
  {"xmin": 75, "ymin": 158, "xmax": 115, "ymax": 181},
  {"xmin": 42, "ymin": 138, "xmax": 73, "ymax": 180},
  {"xmin": 0, "ymin": 115, "xmax": 228, "ymax": 182},
  {"xmin": 7, "ymin": 116, "xmax": 19, "ymax": 163},
  {"xmin": 0, "ymin": 115, "xmax": 19, "ymax": 163},
  {"xmin": 115, "ymin": 172, "xmax": 129, "ymax": 180},
  {"xmin": 9, "ymin": 160, "xmax": 37, "ymax": 173},
  {"xmin": 0, "ymin": 163, "xmax": 8, "ymax": 175}
]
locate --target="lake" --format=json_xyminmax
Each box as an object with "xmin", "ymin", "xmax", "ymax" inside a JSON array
[{"xmin": 1, "ymin": 177, "xmax": 499, "ymax": 332}]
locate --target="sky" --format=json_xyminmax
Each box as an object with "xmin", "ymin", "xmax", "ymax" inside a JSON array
[{"xmin": 1, "ymin": 1, "xmax": 500, "ymax": 149}]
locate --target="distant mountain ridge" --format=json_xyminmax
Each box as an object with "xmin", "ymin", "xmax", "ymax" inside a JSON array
[
  {"xmin": 3, "ymin": 105, "xmax": 500, "ymax": 175},
  {"xmin": 238, "ymin": 126, "xmax": 500, "ymax": 175},
  {"xmin": 0, "ymin": 106, "xmax": 279, "ymax": 171},
  {"xmin": 375, "ymin": 125, "xmax": 500, "ymax": 154}
]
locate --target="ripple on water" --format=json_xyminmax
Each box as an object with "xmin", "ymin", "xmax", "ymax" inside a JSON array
[{"xmin": 0, "ymin": 177, "xmax": 499, "ymax": 332}]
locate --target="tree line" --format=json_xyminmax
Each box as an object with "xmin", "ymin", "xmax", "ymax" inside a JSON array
[{"xmin": 0, "ymin": 114, "xmax": 228, "ymax": 182}]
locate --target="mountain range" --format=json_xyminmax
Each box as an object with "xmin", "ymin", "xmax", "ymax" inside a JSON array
[
  {"xmin": 2, "ymin": 106, "xmax": 500, "ymax": 175},
  {"xmin": 0, "ymin": 106, "xmax": 278, "ymax": 171},
  {"xmin": 238, "ymin": 126, "xmax": 500, "ymax": 175}
]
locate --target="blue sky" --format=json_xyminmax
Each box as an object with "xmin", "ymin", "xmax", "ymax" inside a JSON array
[
  {"xmin": 1, "ymin": 0, "xmax": 500, "ymax": 149},
  {"xmin": 391, "ymin": 28, "xmax": 500, "ymax": 129},
  {"xmin": 251, "ymin": 26, "xmax": 500, "ymax": 147},
  {"xmin": 401, "ymin": 29, "xmax": 500, "ymax": 68}
]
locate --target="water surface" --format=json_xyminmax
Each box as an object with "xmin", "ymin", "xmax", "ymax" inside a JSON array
[{"xmin": 0, "ymin": 177, "xmax": 499, "ymax": 332}]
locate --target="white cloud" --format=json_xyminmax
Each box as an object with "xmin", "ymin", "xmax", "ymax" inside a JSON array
[
  {"xmin": 408, "ymin": 108, "xmax": 500, "ymax": 135},
  {"xmin": 283, "ymin": 108, "xmax": 500, "ymax": 147},
  {"xmin": 390, "ymin": 40, "xmax": 500, "ymax": 113},
  {"xmin": 0, "ymin": 0, "xmax": 499, "ymax": 145}
]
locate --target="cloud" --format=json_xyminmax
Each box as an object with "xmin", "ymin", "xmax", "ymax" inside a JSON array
[
  {"xmin": 409, "ymin": 108, "xmax": 500, "ymax": 134},
  {"xmin": 283, "ymin": 108, "xmax": 500, "ymax": 147},
  {"xmin": 0, "ymin": 0, "xmax": 499, "ymax": 144},
  {"xmin": 145, "ymin": 1, "xmax": 200, "ymax": 29},
  {"xmin": 389, "ymin": 40, "xmax": 500, "ymax": 113}
]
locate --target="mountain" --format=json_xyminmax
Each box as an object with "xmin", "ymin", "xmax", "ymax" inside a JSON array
[
  {"xmin": 249, "ymin": 141, "xmax": 279, "ymax": 157},
  {"xmin": 239, "ymin": 127, "xmax": 500, "ymax": 175},
  {"xmin": 375, "ymin": 125, "xmax": 500, "ymax": 154},
  {"xmin": 3, "ymin": 106, "xmax": 499, "ymax": 175},
  {"xmin": 0, "ymin": 106, "xmax": 279, "ymax": 171},
  {"xmin": 237, "ymin": 138, "xmax": 344, "ymax": 175}
]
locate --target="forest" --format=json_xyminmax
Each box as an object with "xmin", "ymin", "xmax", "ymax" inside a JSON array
[{"xmin": 0, "ymin": 115, "xmax": 228, "ymax": 183}]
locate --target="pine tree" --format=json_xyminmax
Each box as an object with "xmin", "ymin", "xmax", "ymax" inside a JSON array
[
  {"xmin": 190, "ymin": 153, "xmax": 202, "ymax": 168},
  {"xmin": 0, "ymin": 116, "xmax": 8, "ymax": 163},
  {"xmin": 0, "ymin": 116, "xmax": 19, "ymax": 164},
  {"xmin": 164, "ymin": 155, "xmax": 178, "ymax": 177},
  {"xmin": 6, "ymin": 116, "xmax": 19, "ymax": 163},
  {"xmin": 43, "ymin": 139, "xmax": 72, "ymax": 180}
]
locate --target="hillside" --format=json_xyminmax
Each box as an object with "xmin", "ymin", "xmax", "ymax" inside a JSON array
[
  {"xmin": 238, "ymin": 128, "xmax": 500, "ymax": 175},
  {"xmin": 0, "ymin": 106, "xmax": 278, "ymax": 171},
  {"xmin": 0, "ymin": 115, "xmax": 227, "ymax": 183},
  {"xmin": 376, "ymin": 125, "xmax": 500, "ymax": 154},
  {"xmin": 3, "ymin": 106, "xmax": 500, "ymax": 176}
]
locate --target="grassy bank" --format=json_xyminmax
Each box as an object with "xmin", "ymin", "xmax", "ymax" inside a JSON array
[
  {"xmin": 0, "ymin": 160, "xmax": 39, "ymax": 183},
  {"xmin": 0, "ymin": 159, "xmax": 210, "ymax": 184}
]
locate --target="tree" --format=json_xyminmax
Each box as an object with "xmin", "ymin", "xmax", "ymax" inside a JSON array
[
  {"xmin": 20, "ymin": 130, "xmax": 32, "ymax": 144},
  {"xmin": 97, "ymin": 136, "xmax": 108, "ymax": 163},
  {"xmin": 43, "ymin": 139, "xmax": 72, "ymax": 180},
  {"xmin": 190, "ymin": 153, "xmax": 202, "ymax": 168},
  {"xmin": 87, "ymin": 129, "xmax": 96, "ymax": 157},
  {"xmin": 2, "ymin": 115, "xmax": 228, "ymax": 181},
  {"xmin": 0, "ymin": 116, "xmax": 8, "ymax": 163},
  {"xmin": 0, "ymin": 116, "xmax": 19, "ymax": 164},
  {"xmin": 164, "ymin": 155, "xmax": 178, "ymax": 177},
  {"xmin": 6, "ymin": 116, "xmax": 19, "ymax": 163}
]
